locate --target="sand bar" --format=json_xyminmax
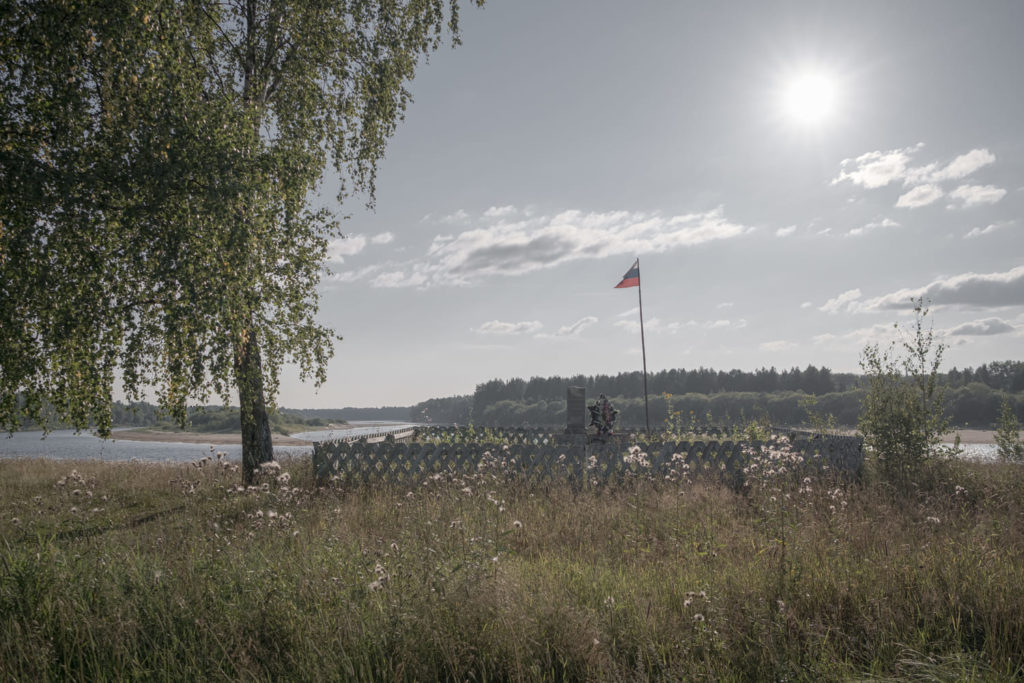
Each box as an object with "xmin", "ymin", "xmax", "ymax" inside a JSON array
[{"xmin": 112, "ymin": 429, "xmax": 313, "ymax": 446}]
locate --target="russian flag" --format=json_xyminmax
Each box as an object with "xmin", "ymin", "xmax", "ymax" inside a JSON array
[{"xmin": 615, "ymin": 259, "xmax": 640, "ymax": 288}]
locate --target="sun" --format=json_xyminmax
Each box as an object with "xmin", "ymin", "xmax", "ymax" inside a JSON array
[{"xmin": 781, "ymin": 70, "xmax": 838, "ymax": 126}]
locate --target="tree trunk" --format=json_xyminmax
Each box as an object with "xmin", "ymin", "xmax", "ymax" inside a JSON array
[{"xmin": 236, "ymin": 332, "xmax": 274, "ymax": 484}]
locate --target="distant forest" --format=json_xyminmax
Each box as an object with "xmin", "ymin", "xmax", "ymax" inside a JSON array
[
  {"xmin": 22, "ymin": 361, "xmax": 1023, "ymax": 432},
  {"xmin": 409, "ymin": 361, "xmax": 1024, "ymax": 429}
]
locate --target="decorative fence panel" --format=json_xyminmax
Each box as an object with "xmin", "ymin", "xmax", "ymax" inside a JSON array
[{"xmin": 313, "ymin": 428, "xmax": 864, "ymax": 486}]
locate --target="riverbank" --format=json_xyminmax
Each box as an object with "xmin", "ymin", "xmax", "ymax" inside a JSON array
[{"xmin": 112, "ymin": 429, "xmax": 313, "ymax": 446}]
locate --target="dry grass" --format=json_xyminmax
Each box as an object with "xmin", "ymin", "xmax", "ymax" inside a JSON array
[{"xmin": 1, "ymin": 450, "xmax": 1022, "ymax": 681}]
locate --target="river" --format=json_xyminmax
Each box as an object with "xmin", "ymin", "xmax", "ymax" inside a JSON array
[
  {"xmin": 0, "ymin": 424, "xmax": 416, "ymax": 463},
  {"xmin": 0, "ymin": 427, "xmax": 1000, "ymax": 463}
]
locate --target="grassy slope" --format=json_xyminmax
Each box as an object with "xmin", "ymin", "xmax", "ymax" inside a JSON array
[{"xmin": 1, "ymin": 454, "xmax": 1022, "ymax": 681}]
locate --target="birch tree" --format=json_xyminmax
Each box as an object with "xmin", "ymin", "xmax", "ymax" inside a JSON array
[{"xmin": 1, "ymin": 0, "xmax": 480, "ymax": 481}]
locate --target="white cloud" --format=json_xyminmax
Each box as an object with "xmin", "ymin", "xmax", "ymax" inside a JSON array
[
  {"xmin": 483, "ymin": 205, "xmax": 517, "ymax": 218},
  {"xmin": 325, "ymin": 235, "xmax": 368, "ymax": 262},
  {"xmin": 475, "ymin": 320, "xmax": 543, "ymax": 335},
  {"xmin": 832, "ymin": 144, "xmax": 922, "ymax": 189},
  {"xmin": 556, "ymin": 316, "xmax": 599, "ymax": 337},
  {"xmin": 819, "ymin": 288, "xmax": 862, "ymax": 314},
  {"xmin": 964, "ymin": 221, "xmax": 1014, "ymax": 239},
  {"xmin": 423, "ymin": 209, "xmax": 470, "ymax": 225},
  {"xmin": 370, "ymin": 270, "xmax": 427, "ymax": 288},
  {"xmin": 328, "ymin": 265, "xmax": 378, "ymax": 283},
  {"xmin": 614, "ymin": 316, "xmax": 735, "ymax": 335},
  {"xmin": 759, "ymin": 340, "xmax": 796, "ymax": 352},
  {"xmin": 800, "ymin": 301, "xmax": 813, "ymax": 309},
  {"xmin": 717, "ymin": 302, "xmax": 734, "ymax": 310},
  {"xmin": 813, "ymin": 324, "xmax": 898, "ymax": 350},
  {"xmin": 351, "ymin": 206, "xmax": 750, "ymax": 288},
  {"xmin": 947, "ymin": 184, "xmax": 1007, "ymax": 208},
  {"xmin": 617, "ymin": 307, "xmax": 639, "ymax": 318},
  {"xmin": 848, "ymin": 217, "xmax": 900, "ymax": 237},
  {"xmin": 834, "ymin": 144, "xmax": 995, "ymax": 191},
  {"xmin": 326, "ymin": 232, "xmax": 394, "ymax": 263},
  {"xmin": 947, "ymin": 318, "xmax": 1015, "ymax": 336},
  {"xmin": 904, "ymin": 148, "xmax": 996, "ymax": 185},
  {"xmin": 775, "ymin": 225, "xmax": 796, "ymax": 237},
  {"xmin": 896, "ymin": 184, "xmax": 943, "ymax": 209},
  {"xmin": 860, "ymin": 266, "xmax": 1024, "ymax": 311}
]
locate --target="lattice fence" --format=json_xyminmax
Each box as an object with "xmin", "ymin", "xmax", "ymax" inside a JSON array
[{"xmin": 313, "ymin": 431, "xmax": 864, "ymax": 486}]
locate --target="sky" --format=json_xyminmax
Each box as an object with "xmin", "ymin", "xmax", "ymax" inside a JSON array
[{"xmin": 280, "ymin": 0, "xmax": 1024, "ymax": 409}]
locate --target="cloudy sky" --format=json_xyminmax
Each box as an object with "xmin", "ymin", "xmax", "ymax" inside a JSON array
[{"xmin": 281, "ymin": 0, "xmax": 1024, "ymax": 408}]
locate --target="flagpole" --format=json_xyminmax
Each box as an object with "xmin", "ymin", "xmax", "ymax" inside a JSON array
[{"xmin": 637, "ymin": 258, "xmax": 650, "ymax": 432}]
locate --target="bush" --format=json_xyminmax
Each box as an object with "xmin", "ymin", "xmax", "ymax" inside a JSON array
[
  {"xmin": 858, "ymin": 300, "xmax": 950, "ymax": 491},
  {"xmin": 995, "ymin": 397, "xmax": 1024, "ymax": 462}
]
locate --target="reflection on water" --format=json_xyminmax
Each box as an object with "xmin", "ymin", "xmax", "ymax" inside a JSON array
[{"xmin": 943, "ymin": 442, "xmax": 998, "ymax": 461}]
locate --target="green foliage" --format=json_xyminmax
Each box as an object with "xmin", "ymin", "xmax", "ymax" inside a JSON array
[
  {"xmin": 1, "ymin": 0, "xmax": 481, "ymax": 478},
  {"xmin": 995, "ymin": 397, "xmax": 1024, "ymax": 462},
  {"xmin": 2, "ymin": 456, "xmax": 1023, "ymax": 680},
  {"xmin": 858, "ymin": 300, "xmax": 950, "ymax": 490}
]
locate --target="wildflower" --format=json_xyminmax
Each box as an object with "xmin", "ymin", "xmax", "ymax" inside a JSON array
[
  {"xmin": 513, "ymin": 520, "xmax": 523, "ymax": 530},
  {"xmin": 684, "ymin": 598, "xmax": 693, "ymax": 607},
  {"xmin": 276, "ymin": 472, "xmax": 291, "ymax": 485},
  {"xmin": 391, "ymin": 542, "xmax": 399, "ymax": 553},
  {"xmin": 955, "ymin": 485, "xmax": 967, "ymax": 496},
  {"xmin": 604, "ymin": 596, "xmax": 615, "ymax": 607},
  {"xmin": 267, "ymin": 510, "xmax": 278, "ymax": 519},
  {"xmin": 72, "ymin": 489, "xmax": 82, "ymax": 497},
  {"xmin": 11, "ymin": 517, "xmax": 20, "ymax": 526},
  {"xmin": 255, "ymin": 510, "xmax": 264, "ymax": 518},
  {"xmin": 698, "ymin": 591, "xmax": 707, "ymax": 599},
  {"xmin": 33, "ymin": 496, "xmax": 42, "ymax": 504},
  {"xmin": 461, "ymin": 486, "xmax": 473, "ymax": 496},
  {"xmin": 926, "ymin": 516, "xmax": 941, "ymax": 524},
  {"xmin": 777, "ymin": 599, "xmax": 786, "ymax": 613},
  {"xmin": 693, "ymin": 613, "xmax": 705, "ymax": 623},
  {"xmin": 70, "ymin": 506, "xmax": 79, "ymax": 514},
  {"xmin": 368, "ymin": 579, "xmax": 384, "ymax": 592}
]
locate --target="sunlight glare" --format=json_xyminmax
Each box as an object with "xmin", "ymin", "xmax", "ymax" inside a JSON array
[{"xmin": 782, "ymin": 71, "xmax": 838, "ymax": 126}]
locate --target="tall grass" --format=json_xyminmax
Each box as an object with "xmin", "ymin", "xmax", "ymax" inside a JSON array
[{"xmin": 1, "ymin": 450, "xmax": 1022, "ymax": 681}]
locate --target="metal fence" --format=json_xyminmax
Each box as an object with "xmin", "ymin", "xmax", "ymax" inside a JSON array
[{"xmin": 313, "ymin": 428, "xmax": 863, "ymax": 486}]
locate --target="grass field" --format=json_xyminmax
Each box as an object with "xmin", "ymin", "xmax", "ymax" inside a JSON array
[{"xmin": 1, "ymin": 448, "xmax": 1022, "ymax": 681}]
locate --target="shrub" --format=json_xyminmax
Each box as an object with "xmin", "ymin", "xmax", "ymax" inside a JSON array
[
  {"xmin": 995, "ymin": 396, "xmax": 1024, "ymax": 462},
  {"xmin": 858, "ymin": 300, "xmax": 950, "ymax": 491}
]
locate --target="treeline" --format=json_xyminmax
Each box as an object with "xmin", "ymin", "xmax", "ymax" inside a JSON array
[
  {"xmin": 24, "ymin": 402, "xmax": 336, "ymax": 433},
  {"xmin": 283, "ymin": 407, "xmax": 408, "ymax": 422},
  {"xmin": 116, "ymin": 405, "xmax": 333, "ymax": 433},
  {"xmin": 408, "ymin": 362, "xmax": 1024, "ymax": 429}
]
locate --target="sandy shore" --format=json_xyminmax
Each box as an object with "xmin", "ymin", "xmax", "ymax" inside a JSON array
[
  {"xmin": 112, "ymin": 429, "xmax": 313, "ymax": 446},
  {"xmin": 942, "ymin": 429, "xmax": 998, "ymax": 445}
]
